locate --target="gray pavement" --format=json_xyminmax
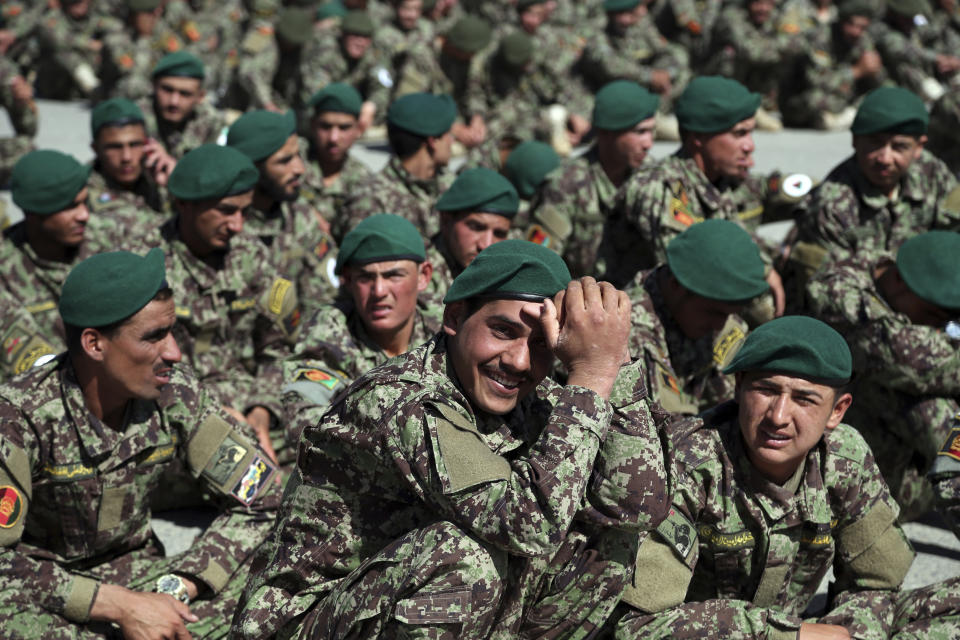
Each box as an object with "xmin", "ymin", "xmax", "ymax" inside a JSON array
[{"xmin": 2, "ymin": 100, "xmax": 958, "ymax": 596}]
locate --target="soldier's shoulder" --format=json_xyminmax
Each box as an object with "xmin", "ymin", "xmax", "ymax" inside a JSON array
[
  {"xmin": 823, "ymin": 422, "xmax": 874, "ymax": 469},
  {"xmin": 0, "ymin": 356, "xmax": 66, "ymax": 420},
  {"xmin": 674, "ymin": 401, "xmax": 737, "ymax": 470},
  {"xmin": 299, "ymin": 301, "xmax": 352, "ymax": 341}
]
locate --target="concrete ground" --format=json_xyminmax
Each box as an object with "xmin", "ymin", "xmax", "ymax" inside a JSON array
[{"xmin": 2, "ymin": 101, "xmax": 958, "ymax": 600}]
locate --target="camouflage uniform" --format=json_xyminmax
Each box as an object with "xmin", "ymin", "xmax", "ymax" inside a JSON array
[
  {"xmin": 928, "ymin": 88, "xmax": 960, "ymax": 176},
  {"xmin": 373, "ymin": 17, "xmax": 435, "ymax": 97},
  {"xmin": 165, "ymin": 0, "xmax": 247, "ymax": 101},
  {"xmin": 931, "ymin": 413, "xmax": 960, "ymax": 540},
  {"xmin": 235, "ymin": 24, "xmax": 309, "ymax": 112},
  {"xmin": 625, "ymin": 266, "xmax": 746, "ymax": 416},
  {"xmin": 137, "ymin": 95, "xmax": 227, "ymax": 159},
  {"xmin": 338, "ymin": 155, "xmax": 454, "ymax": 240},
  {"xmin": 611, "ymin": 402, "xmax": 960, "ymax": 638},
  {"xmin": 651, "ymin": 0, "xmax": 722, "ymax": 72},
  {"xmin": 0, "ymin": 56, "xmax": 37, "ymax": 184},
  {"xmin": 233, "ymin": 335, "xmax": 668, "ymax": 639},
  {"xmin": 34, "ymin": 7, "xmax": 124, "ymax": 99},
  {"xmin": 85, "ymin": 163, "xmax": 169, "ymax": 248},
  {"xmin": 806, "ymin": 252, "xmax": 960, "ymax": 520},
  {"xmin": 0, "ymin": 358, "xmax": 281, "ymax": 638},
  {"xmin": 424, "ymin": 235, "xmax": 460, "ymax": 296},
  {"xmin": 0, "ymin": 290, "xmax": 56, "ymax": 383},
  {"xmin": 102, "ymin": 21, "xmax": 187, "ymax": 100},
  {"xmin": 391, "ymin": 38, "xmax": 487, "ymax": 120},
  {"xmin": 300, "ymin": 147, "xmax": 374, "ymax": 231},
  {"xmin": 873, "ymin": 20, "xmax": 957, "ymax": 101}
]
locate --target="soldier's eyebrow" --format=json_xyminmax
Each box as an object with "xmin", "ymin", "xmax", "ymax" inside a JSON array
[
  {"xmin": 141, "ymin": 323, "xmax": 175, "ymax": 341},
  {"xmin": 485, "ymin": 315, "xmax": 526, "ymax": 331}
]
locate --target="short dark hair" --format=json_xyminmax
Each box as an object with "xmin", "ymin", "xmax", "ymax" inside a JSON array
[
  {"xmin": 65, "ymin": 287, "xmax": 174, "ymax": 354},
  {"xmin": 387, "ymin": 123, "xmax": 428, "ymax": 159}
]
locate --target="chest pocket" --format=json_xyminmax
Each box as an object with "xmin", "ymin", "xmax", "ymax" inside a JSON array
[
  {"xmin": 694, "ymin": 523, "xmax": 757, "ymax": 600},
  {"xmin": 785, "ymin": 521, "xmax": 836, "ymax": 603}
]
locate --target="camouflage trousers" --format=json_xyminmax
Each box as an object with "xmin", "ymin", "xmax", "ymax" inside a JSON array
[
  {"xmin": 0, "ymin": 539, "xmax": 248, "ymax": 639},
  {"xmin": 298, "ymin": 521, "xmax": 625, "ymax": 639}
]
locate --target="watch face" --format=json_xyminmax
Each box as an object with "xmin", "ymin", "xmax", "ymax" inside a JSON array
[{"xmin": 157, "ymin": 575, "xmax": 180, "ymax": 592}]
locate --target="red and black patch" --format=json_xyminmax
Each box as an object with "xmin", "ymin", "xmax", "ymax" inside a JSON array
[
  {"xmin": 314, "ymin": 238, "xmax": 330, "ymax": 260},
  {"xmin": 296, "ymin": 368, "xmax": 339, "ymax": 389},
  {"xmin": 0, "ymin": 486, "xmax": 23, "ymax": 528},
  {"xmin": 939, "ymin": 427, "xmax": 960, "ymax": 462}
]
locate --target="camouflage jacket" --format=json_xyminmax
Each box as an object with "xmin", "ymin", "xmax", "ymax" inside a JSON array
[
  {"xmin": 0, "ymin": 55, "xmax": 37, "ymax": 140},
  {"xmin": 373, "ymin": 19, "xmax": 435, "ymax": 94},
  {"xmin": 103, "ymin": 26, "xmax": 187, "ymax": 100},
  {"xmin": 0, "ymin": 358, "xmax": 280, "ymax": 623},
  {"xmin": 339, "ymin": 155, "xmax": 453, "ymax": 240},
  {"xmin": 0, "ymin": 290, "xmax": 57, "ymax": 383},
  {"xmin": 86, "ymin": 164, "xmax": 170, "ymax": 248},
  {"xmin": 301, "ymin": 31, "xmax": 393, "ymax": 120},
  {"xmin": 651, "ymin": 0, "xmax": 722, "ymax": 70},
  {"xmin": 793, "ymin": 151, "xmax": 960, "ymax": 271},
  {"xmin": 615, "ymin": 402, "xmax": 914, "ymax": 639},
  {"xmin": 578, "ymin": 18, "xmax": 688, "ymax": 95},
  {"xmin": 34, "ymin": 8, "xmax": 124, "ymax": 99},
  {"xmin": 626, "ymin": 267, "xmax": 746, "ymax": 416},
  {"xmin": 137, "ymin": 96, "xmax": 227, "ymax": 159},
  {"xmin": 391, "ymin": 39, "xmax": 487, "ymax": 119},
  {"xmin": 300, "ymin": 150, "xmax": 374, "ymax": 239},
  {"xmin": 235, "ymin": 28, "xmax": 309, "ymax": 112}
]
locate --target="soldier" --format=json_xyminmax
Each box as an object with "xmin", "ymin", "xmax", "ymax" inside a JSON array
[
  {"xmin": 300, "ymin": 83, "xmax": 375, "ymax": 232},
  {"xmin": 235, "ymin": 7, "xmax": 314, "ymax": 113},
  {"xmin": 612, "ymin": 315, "xmax": 960, "ymax": 638},
  {"xmin": 526, "ymin": 80, "xmax": 658, "ymax": 277},
  {"xmin": 427, "ymin": 167, "xmax": 517, "ymax": 295},
  {"xmin": 373, "ymin": 0, "xmax": 435, "ymax": 94},
  {"xmin": 138, "ymin": 51, "xmax": 227, "ymax": 159},
  {"xmin": 153, "ymin": 144, "xmax": 302, "ymax": 464},
  {"xmin": 650, "ymin": 0, "xmax": 722, "ymax": 73},
  {"xmin": 226, "ymin": 109, "xmax": 339, "ymax": 313},
  {"xmin": 626, "ymin": 220, "xmax": 764, "ymax": 416},
  {"xmin": 103, "ymin": 0, "xmax": 187, "ymax": 101},
  {"xmin": 0, "ymin": 53, "xmax": 36, "ymax": 187},
  {"xmin": 233, "ymin": 240, "xmax": 638, "ymax": 639},
  {"xmin": 502, "ymin": 139, "xmax": 560, "ymax": 227},
  {"xmin": 0, "ymin": 289, "xmax": 57, "ymax": 383},
  {"xmin": 339, "ymin": 92, "xmax": 456, "ymax": 240},
  {"xmin": 931, "ymin": 413, "xmax": 960, "ymax": 540},
  {"xmin": 0, "ymin": 249, "xmax": 281, "ymax": 638},
  {"xmin": 806, "ymin": 231, "xmax": 960, "ymax": 521},
  {"xmin": 789, "ymin": 87, "xmax": 959, "ymax": 289}
]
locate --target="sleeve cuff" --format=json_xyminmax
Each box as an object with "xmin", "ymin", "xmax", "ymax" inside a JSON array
[{"xmin": 63, "ymin": 576, "xmax": 100, "ymax": 623}]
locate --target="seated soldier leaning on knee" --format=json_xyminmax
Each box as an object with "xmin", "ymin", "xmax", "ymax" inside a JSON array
[
  {"xmin": 0, "ymin": 249, "xmax": 280, "ymax": 640},
  {"xmin": 608, "ymin": 316, "xmax": 960, "ymax": 639}
]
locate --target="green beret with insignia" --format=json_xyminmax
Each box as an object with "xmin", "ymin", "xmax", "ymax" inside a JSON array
[
  {"xmin": 168, "ymin": 144, "xmax": 259, "ymax": 201},
  {"xmin": 503, "ymin": 141, "xmax": 559, "ymax": 199},
  {"xmin": 593, "ymin": 80, "xmax": 659, "ymax": 131},
  {"xmin": 896, "ymin": 231, "xmax": 960, "ymax": 310},
  {"xmin": 91, "ymin": 97, "xmax": 145, "ymax": 137},
  {"xmin": 152, "ymin": 50, "xmax": 205, "ymax": 79},
  {"xmin": 127, "ymin": 0, "xmax": 162, "ymax": 11},
  {"xmin": 60, "ymin": 248, "xmax": 167, "ymax": 328},
  {"xmin": 317, "ymin": 0, "xmax": 347, "ymax": 19},
  {"xmin": 335, "ymin": 213, "xmax": 426, "ymax": 274},
  {"xmin": 227, "ymin": 109, "xmax": 297, "ymax": 162},
  {"xmin": 604, "ymin": 0, "xmax": 642, "ymax": 11},
  {"xmin": 437, "ymin": 168, "xmax": 519, "ymax": 217},
  {"xmin": 675, "ymin": 76, "xmax": 761, "ymax": 133},
  {"xmin": 387, "ymin": 92, "xmax": 457, "ymax": 136},
  {"xmin": 342, "ymin": 10, "xmax": 375, "ymax": 36},
  {"xmin": 444, "ymin": 239, "xmax": 571, "ymax": 303},
  {"xmin": 11, "ymin": 150, "xmax": 91, "ymax": 216},
  {"xmin": 724, "ymin": 315, "xmax": 852, "ymax": 385},
  {"xmin": 276, "ymin": 8, "xmax": 314, "ymax": 44},
  {"xmin": 887, "ymin": 0, "xmax": 931, "ymax": 16},
  {"xmin": 666, "ymin": 219, "xmax": 769, "ymax": 302},
  {"xmin": 309, "ymin": 82, "xmax": 363, "ymax": 115},
  {"xmin": 446, "ymin": 16, "xmax": 493, "ymax": 54},
  {"xmin": 499, "ymin": 31, "xmax": 534, "ymax": 68},
  {"xmin": 851, "ymin": 86, "xmax": 928, "ymax": 135}
]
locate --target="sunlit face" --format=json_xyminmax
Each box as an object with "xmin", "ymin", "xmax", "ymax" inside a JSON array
[
  {"xmin": 341, "ymin": 259, "xmax": 431, "ymax": 338},
  {"xmin": 37, "ymin": 187, "xmax": 90, "ymax": 247},
  {"xmin": 697, "ymin": 117, "xmax": 757, "ymax": 182},
  {"xmin": 260, "ymin": 134, "xmax": 305, "ymax": 202},
  {"xmin": 440, "ymin": 211, "xmax": 511, "ymax": 269},
  {"xmin": 841, "ymin": 14, "xmax": 870, "ymax": 42},
  {"xmin": 153, "ymin": 76, "xmax": 205, "ymax": 124},
  {"xmin": 853, "ymin": 132, "xmax": 925, "ymax": 194},
  {"xmin": 443, "ymin": 298, "xmax": 552, "ymax": 415},
  {"xmin": 519, "ymin": 2, "xmax": 549, "ymax": 33},
  {"xmin": 747, "ymin": 0, "xmax": 774, "ymax": 24},
  {"xmin": 396, "ymin": 0, "xmax": 423, "ymax": 30},
  {"xmin": 311, "ymin": 111, "xmax": 361, "ymax": 164},
  {"xmin": 736, "ymin": 372, "xmax": 851, "ymax": 483},
  {"xmin": 95, "ymin": 296, "xmax": 181, "ymax": 401},
  {"xmin": 343, "ymin": 33, "xmax": 372, "ymax": 59},
  {"xmin": 178, "ymin": 191, "xmax": 253, "ymax": 256},
  {"xmin": 610, "ymin": 116, "xmax": 657, "ymax": 169},
  {"xmin": 94, "ymin": 124, "xmax": 147, "ymax": 187}
]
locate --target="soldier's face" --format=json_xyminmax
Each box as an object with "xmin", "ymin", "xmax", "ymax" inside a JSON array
[
  {"xmin": 430, "ymin": 131, "xmax": 454, "ymax": 167},
  {"xmin": 747, "ymin": 0, "xmax": 774, "ymax": 24},
  {"xmin": 343, "ymin": 34, "xmax": 372, "ymax": 60},
  {"xmin": 396, "ymin": 0, "xmax": 423, "ymax": 30},
  {"xmin": 260, "ymin": 134, "xmax": 305, "ymax": 202},
  {"xmin": 312, "ymin": 112, "xmax": 361, "ymax": 164},
  {"xmin": 178, "ymin": 191, "xmax": 253, "ymax": 256},
  {"xmin": 94, "ymin": 124, "xmax": 147, "ymax": 187},
  {"xmin": 440, "ymin": 211, "xmax": 511, "ymax": 269},
  {"xmin": 132, "ymin": 8, "xmax": 161, "ymax": 36},
  {"xmin": 341, "ymin": 259, "xmax": 431, "ymax": 340},
  {"xmin": 519, "ymin": 3, "xmax": 549, "ymax": 33},
  {"xmin": 443, "ymin": 298, "xmax": 552, "ymax": 415},
  {"xmin": 735, "ymin": 372, "xmax": 851, "ymax": 484},
  {"xmin": 609, "ymin": 116, "xmax": 657, "ymax": 169},
  {"xmin": 697, "ymin": 117, "xmax": 756, "ymax": 182},
  {"xmin": 36, "ymin": 187, "xmax": 90, "ymax": 248},
  {"xmin": 153, "ymin": 76, "xmax": 205, "ymax": 124},
  {"xmin": 95, "ymin": 297, "xmax": 181, "ymax": 401},
  {"xmin": 63, "ymin": 0, "xmax": 91, "ymax": 19},
  {"xmin": 853, "ymin": 133, "xmax": 926, "ymax": 195},
  {"xmin": 669, "ymin": 289, "xmax": 745, "ymax": 339},
  {"xmin": 609, "ymin": 4, "xmax": 645, "ymax": 33},
  {"xmin": 841, "ymin": 15, "xmax": 870, "ymax": 41}
]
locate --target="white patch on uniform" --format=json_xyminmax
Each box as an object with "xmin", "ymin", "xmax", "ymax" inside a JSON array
[
  {"xmin": 326, "ymin": 258, "xmax": 340, "ymax": 288},
  {"xmin": 782, "ymin": 173, "xmax": 813, "ymax": 198},
  {"xmin": 377, "ymin": 67, "xmax": 394, "ymax": 88},
  {"xmin": 99, "ymin": 192, "xmax": 113, "ymax": 203}
]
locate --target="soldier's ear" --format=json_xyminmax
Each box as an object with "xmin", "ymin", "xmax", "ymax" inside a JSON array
[
  {"xmin": 81, "ymin": 328, "xmax": 107, "ymax": 362},
  {"xmin": 417, "ymin": 260, "xmax": 433, "ymax": 292},
  {"xmin": 826, "ymin": 391, "xmax": 853, "ymax": 430},
  {"xmin": 442, "ymin": 302, "xmax": 467, "ymax": 336}
]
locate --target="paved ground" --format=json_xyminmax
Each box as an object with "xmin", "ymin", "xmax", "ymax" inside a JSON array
[{"xmin": 3, "ymin": 101, "xmax": 958, "ymax": 599}]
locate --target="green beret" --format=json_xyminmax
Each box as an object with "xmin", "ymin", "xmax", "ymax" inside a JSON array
[
  {"xmin": 11, "ymin": 150, "xmax": 91, "ymax": 216},
  {"xmin": 342, "ymin": 10, "xmax": 374, "ymax": 36},
  {"xmin": 724, "ymin": 315, "xmax": 852, "ymax": 385},
  {"xmin": 851, "ymin": 87, "xmax": 928, "ymax": 135},
  {"xmin": 604, "ymin": 0, "xmax": 642, "ymax": 11},
  {"xmin": 887, "ymin": 0, "xmax": 931, "ymax": 16},
  {"xmin": 91, "ymin": 98, "xmax": 145, "ymax": 137},
  {"xmin": 387, "ymin": 92, "xmax": 457, "ymax": 136},
  {"xmin": 276, "ymin": 8, "xmax": 315, "ymax": 44},
  {"xmin": 127, "ymin": 0, "xmax": 162, "ymax": 10},
  {"xmin": 446, "ymin": 16, "xmax": 493, "ymax": 54},
  {"xmin": 503, "ymin": 141, "xmax": 559, "ymax": 199},
  {"xmin": 838, "ymin": 0, "xmax": 877, "ymax": 18},
  {"xmin": 335, "ymin": 214, "xmax": 426, "ymax": 274},
  {"xmin": 152, "ymin": 50, "xmax": 205, "ymax": 79},
  {"xmin": 592, "ymin": 80, "xmax": 660, "ymax": 130},
  {"xmin": 444, "ymin": 239, "xmax": 571, "ymax": 303},
  {"xmin": 317, "ymin": 0, "xmax": 348, "ymax": 19},
  {"xmin": 896, "ymin": 231, "xmax": 960, "ymax": 310},
  {"xmin": 227, "ymin": 109, "xmax": 297, "ymax": 162},
  {"xmin": 60, "ymin": 248, "xmax": 167, "ymax": 328},
  {"xmin": 516, "ymin": 0, "xmax": 547, "ymax": 9},
  {"xmin": 666, "ymin": 219, "xmax": 769, "ymax": 302},
  {"xmin": 675, "ymin": 76, "xmax": 761, "ymax": 133},
  {"xmin": 499, "ymin": 31, "xmax": 534, "ymax": 68},
  {"xmin": 437, "ymin": 168, "xmax": 519, "ymax": 217},
  {"xmin": 308, "ymin": 82, "xmax": 363, "ymax": 115},
  {"xmin": 168, "ymin": 144, "xmax": 259, "ymax": 201}
]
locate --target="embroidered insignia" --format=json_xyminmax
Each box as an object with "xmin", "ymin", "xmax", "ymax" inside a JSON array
[
  {"xmin": 800, "ymin": 522, "xmax": 833, "ymax": 548},
  {"xmin": 204, "ymin": 437, "xmax": 247, "ymax": 486},
  {"xmin": 669, "ymin": 181, "xmax": 695, "ymax": 226},
  {"xmin": 229, "ymin": 298, "xmax": 257, "ymax": 312},
  {"xmin": 781, "ymin": 173, "xmax": 813, "ymax": 199},
  {"xmin": 183, "ymin": 21, "xmax": 200, "ymax": 42},
  {"xmin": 175, "ymin": 306, "xmax": 191, "ymax": 318},
  {"xmin": 314, "ymin": 238, "xmax": 330, "ymax": 260},
  {"xmin": 4, "ymin": 5, "xmax": 23, "ymax": 18},
  {"xmin": 268, "ymin": 278, "xmax": 293, "ymax": 315},
  {"xmin": 656, "ymin": 362, "xmax": 681, "ymax": 394},
  {"xmin": 0, "ymin": 486, "xmax": 22, "ymax": 528},
  {"xmin": 737, "ymin": 205, "xmax": 764, "ymax": 222},
  {"xmin": 295, "ymin": 368, "xmax": 340, "ymax": 389},
  {"xmin": 657, "ymin": 508, "xmax": 697, "ymax": 559},
  {"xmin": 13, "ymin": 343, "xmax": 54, "ymax": 375},
  {"xmin": 3, "ymin": 337, "xmax": 21, "ymax": 356},
  {"xmin": 43, "ymin": 462, "xmax": 96, "ymax": 482},
  {"xmin": 526, "ymin": 225, "xmax": 551, "ymax": 247},
  {"xmin": 166, "ymin": 35, "xmax": 180, "ymax": 52},
  {"xmin": 938, "ymin": 427, "xmax": 960, "ymax": 462},
  {"xmin": 284, "ymin": 308, "xmax": 301, "ymax": 334},
  {"xmin": 699, "ymin": 524, "xmax": 755, "ymax": 550},
  {"xmin": 231, "ymin": 456, "xmax": 275, "ymax": 505},
  {"xmin": 713, "ymin": 324, "xmax": 745, "ymax": 367},
  {"xmin": 25, "ymin": 301, "xmax": 57, "ymax": 314}
]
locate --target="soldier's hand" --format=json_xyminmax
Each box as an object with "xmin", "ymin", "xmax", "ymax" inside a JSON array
[
  {"xmin": 358, "ymin": 101, "xmax": 377, "ymax": 133},
  {"xmin": 765, "ymin": 268, "xmax": 786, "ymax": 317},
  {"xmin": 542, "ymin": 277, "xmax": 630, "ymax": 400},
  {"xmin": 567, "ymin": 113, "xmax": 590, "ymax": 146},
  {"xmin": 246, "ymin": 406, "xmax": 279, "ymax": 464},
  {"xmin": 650, "ymin": 69, "xmax": 673, "ymax": 95},
  {"xmin": 854, "ymin": 51, "xmax": 882, "ymax": 79},
  {"xmin": 936, "ymin": 54, "xmax": 960, "ymax": 75},
  {"xmin": 90, "ymin": 583, "xmax": 198, "ymax": 640},
  {"xmin": 798, "ymin": 623, "xmax": 851, "ymax": 640},
  {"xmin": 143, "ymin": 139, "xmax": 176, "ymax": 187},
  {"xmin": 10, "ymin": 76, "xmax": 33, "ymax": 105}
]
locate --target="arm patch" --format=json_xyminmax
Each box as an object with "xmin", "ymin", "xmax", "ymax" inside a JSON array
[
  {"xmin": 429, "ymin": 402, "xmax": 511, "ymax": 494},
  {"xmin": 621, "ymin": 513, "xmax": 697, "ymax": 612}
]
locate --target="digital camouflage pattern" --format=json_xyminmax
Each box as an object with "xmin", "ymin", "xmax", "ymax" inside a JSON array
[
  {"xmin": 300, "ymin": 148, "xmax": 374, "ymax": 239},
  {"xmin": 651, "ymin": 0, "xmax": 722, "ymax": 72},
  {"xmin": 235, "ymin": 24, "xmax": 309, "ymax": 112},
  {"xmin": 85, "ymin": 163, "xmax": 169, "ymax": 248},
  {"xmin": 0, "ymin": 290, "xmax": 56, "ymax": 383},
  {"xmin": 873, "ymin": 20, "xmax": 958, "ymax": 101},
  {"xmin": 806, "ymin": 252, "xmax": 960, "ymax": 520},
  {"xmin": 102, "ymin": 20, "xmax": 187, "ymax": 101},
  {"xmin": 34, "ymin": 7, "xmax": 124, "ymax": 99},
  {"xmin": 930, "ymin": 412, "xmax": 960, "ymax": 540},
  {"xmin": 373, "ymin": 18, "xmax": 436, "ymax": 98},
  {"xmin": 928, "ymin": 90, "xmax": 960, "ymax": 175},
  {"xmin": 625, "ymin": 266, "xmax": 746, "ymax": 416},
  {"xmin": 0, "ymin": 55, "xmax": 37, "ymax": 183},
  {"xmin": 391, "ymin": 37, "xmax": 487, "ymax": 119},
  {"xmin": 136, "ymin": 95, "xmax": 227, "ymax": 159},
  {"xmin": 0, "ymin": 358, "xmax": 281, "ymax": 638}
]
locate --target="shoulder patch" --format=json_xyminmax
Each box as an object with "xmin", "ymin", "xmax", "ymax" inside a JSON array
[
  {"xmin": 268, "ymin": 278, "xmax": 293, "ymax": 315},
  {"xmin": 203, "ymin": 436, "xmax": 248, "ymax": 486},
  {"xmin": 0, "ymin": 486, "xmax": 23, "ymax": 528},
  {"xmin": 712, "ymin": 318, "xmax": 746, "ymax": 368},
  {"xmin": 781, "ymin": 173, "xmax": 813, "ymax": 199},
  {"xmin": 231, "ymin": 456, "xmax": 277, "ymax": 505},
  {"xmin": 938, "ymin": 426, "xmax": 960, "ymax": 463},
  {"xmin": 526, "ymin": 224, "xmax": 555, "ymax": 247},
  {"xmin": 656, "ymin": 508, "xmax": 698, "ymax": 560},
  {"xmin": 429, "ymin": 402, "xmax": 511, "ymax": 494}
]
